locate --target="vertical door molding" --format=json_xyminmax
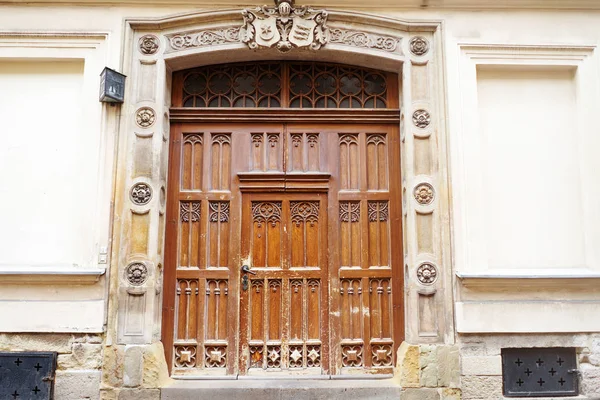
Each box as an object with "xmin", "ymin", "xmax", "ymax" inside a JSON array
[{"xmin": 402, "ymin": 30, "xmax": 455, "ymax": 343}]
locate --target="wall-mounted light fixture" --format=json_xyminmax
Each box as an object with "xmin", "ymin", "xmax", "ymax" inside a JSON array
[{"xmin": 99, "ymin": 67, "xmax": 126, "ymax": 103}]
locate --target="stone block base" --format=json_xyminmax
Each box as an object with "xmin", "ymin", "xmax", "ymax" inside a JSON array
[
  {"xmin": 396, "ymin": 342, "xmax": 460, "ymax": 389},
  {"xmin": 55, "ymin": 370, "xmax": 102, "ymax": 400}
]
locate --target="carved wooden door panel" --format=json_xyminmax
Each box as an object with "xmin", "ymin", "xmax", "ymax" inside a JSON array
[
  {"xmin": 286, "ymin": 124, "xmax": 403, "ymax": 375},
  {"xmin": 326, "ymin": 125, "xmax": 402, "ymax": 375},
  {"xmin": 239, "ymin": 194, "xmax": 328, "ymax": 375},
  {"xmin": 163, "ymin": 122, "xmax": 403, "ymax": 376},
  {"xmin": 163, "ymin": 124, "xmax": 245, "ymax": 376}
]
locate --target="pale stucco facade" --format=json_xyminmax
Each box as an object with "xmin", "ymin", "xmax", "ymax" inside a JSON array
[{"xmin": 0, "ymin": 1, "xmax": 599, "ymax": 399}]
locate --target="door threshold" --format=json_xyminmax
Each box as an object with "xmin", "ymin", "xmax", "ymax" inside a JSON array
[{"xmin": 162, "ymin": 378, "xmax": 403, "ymax": 400}]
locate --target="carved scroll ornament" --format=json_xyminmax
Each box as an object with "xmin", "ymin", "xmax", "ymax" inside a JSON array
[
  {"xmin": 330, "ymin": 28, "xmax": 400, "ymax": 53},
  {"xmin": 169, "ymin": 28, "xmax": 240, "ymax": 51},
  {"xmin": 241, "ymin": 0, "xmax": 329, "ymax": 52}
]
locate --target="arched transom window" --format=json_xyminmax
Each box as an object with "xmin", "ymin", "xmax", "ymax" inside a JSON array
[{"xmin": 177, "ymin": 61, "xmax": 396, "ymax": 109}]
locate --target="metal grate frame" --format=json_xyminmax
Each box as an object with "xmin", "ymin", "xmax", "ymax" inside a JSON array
[
  {"xmin": 502, "ymin": 347, "xmax": 578, "ymax": 397},
  {"xmin": 0, "ymin": 352, "xmax": 57, "ymax": 400}
]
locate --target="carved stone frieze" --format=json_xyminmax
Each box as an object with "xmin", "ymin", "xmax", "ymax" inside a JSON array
[
  {"xmin": 168, "ymin": 28, "xmax": 240, "ymax": 51},
  {"xmin": 139, "ymin": 34, "xmax": 160, "ymax": 55},
  {"xmin": 412, "ymin": 109, "xmax": 431, "ymax": 128},
  {"xmin": 414, "ymin": 183, "xmax": 435, "ymax": 205},
  {"xmin": 416, "ymin": 262, "xmax": 437, "ymax": 285},
  {"xmin": 130, "ymin": 182, "xmax": 152, "ymax": 205},
  {"xmin": 409, "ymin": 36, "xmax": 429, "ymax": 56},
  {"xmin": 136, "ymin": 107, "xmax": 156, "ymax": 128},
  {"xmin": 330, "ymin": 28, "xmax": 400, "ymax": 53},
  {"xmin": 241, "ymin": 0, "xmax": 328, "ymax": 52},
  {"xmin": 126, "ymin": 262, "xmax": 148, "ymax": 286}
]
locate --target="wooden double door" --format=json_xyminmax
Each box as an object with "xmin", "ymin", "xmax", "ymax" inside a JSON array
[{"xmin": 163, "ymin": 121, "xmax": 403, "ymax": 376}]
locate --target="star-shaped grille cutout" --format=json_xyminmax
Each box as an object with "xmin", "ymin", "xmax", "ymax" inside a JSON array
[
  {"xmin": 268, "ymin": 349, "xmax": 280, "ymax": 362},
  {"xmin": 290, "ymin": 349, "xmax": 302, "ymax": 363},
  {"xmin": 308, "ymin": 348, "xmax": 319, "ymax": 362}
]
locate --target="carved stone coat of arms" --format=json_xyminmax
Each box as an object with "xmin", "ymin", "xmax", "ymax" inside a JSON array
[{"xmin": 241, "ymin": 0, "xmax": 329, "ymax": 52}]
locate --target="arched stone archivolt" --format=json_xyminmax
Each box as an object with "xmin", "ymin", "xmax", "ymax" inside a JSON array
[{"xmin": 110, "ymin": 3, "xmax": 453, "ymax": 375}]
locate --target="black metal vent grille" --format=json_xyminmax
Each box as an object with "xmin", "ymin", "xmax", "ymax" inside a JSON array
[
  {"xmin": 502, "ymin": 348, "xmax": 578, "ymax": 397},
  {"xmin": 0, "ymin": 352, "xmax": 57, "ymax": 400}
]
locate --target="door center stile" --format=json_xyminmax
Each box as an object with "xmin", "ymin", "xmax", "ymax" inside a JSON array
[
  {"xmin": 239, "ymin": 193, "xmax": 328, "ymax": 375},
  {"xmin": 238, "ymin": 123, "xmax": 330, "ymax": 375}
]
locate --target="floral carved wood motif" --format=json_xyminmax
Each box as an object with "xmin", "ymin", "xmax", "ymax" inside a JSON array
[
  {"xmin": 339, "ymin": 201, "xmax": 360, "ymax": 223},
  {"xmin": 209, "ymin": 202, "xmax": 230, "ymax": 223},
  {"xmin": 252, "ymin": 201, "xmax": 282, "ymax": 226},
  {"xmin": 241, "ymin": 0, "xmax": 329, "ymax": 52},
  {"xmin": 290, "ymin": 201, "xmax": 319, "ymax": 226}
]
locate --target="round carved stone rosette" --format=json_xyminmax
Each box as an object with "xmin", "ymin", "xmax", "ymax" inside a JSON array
[
  {"xmin": 136, "ymin": 107, "xmax": 156, "ymax": 128},
  {"xmin": 414, "ymin": 183, "xmax": 435, "ymax": 205},
  {"xmin": 416, "ymin": 263, "xmax": 437, "ymax": 285},
  {"xmin": 130, "ymin": 183, "xmax": 152, "ymax": 206},
  {"xmin": 139, "ymin": 34, "xmax": 160, "ymax": 55},
  {"xmin": 412, "ymin": 109, "xmax": 431, "ymax": 129},
  {"xmin": 126, "ymin": 262, "xmax": 148, "ymax": 286},
  {"xmin": 409, "ymin": 36, "xmax": 429, "ymax": 56}
]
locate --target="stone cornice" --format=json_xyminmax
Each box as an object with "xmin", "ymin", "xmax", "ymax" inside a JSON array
[{"xmin": 128, "ymin": 9, "xmax": 441, "ymax": 32}]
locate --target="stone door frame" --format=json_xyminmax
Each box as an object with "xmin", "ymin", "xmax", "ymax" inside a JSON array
[{"xmin": 108, "ymin": 7, "xmax": 454, "ymax": 361}]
